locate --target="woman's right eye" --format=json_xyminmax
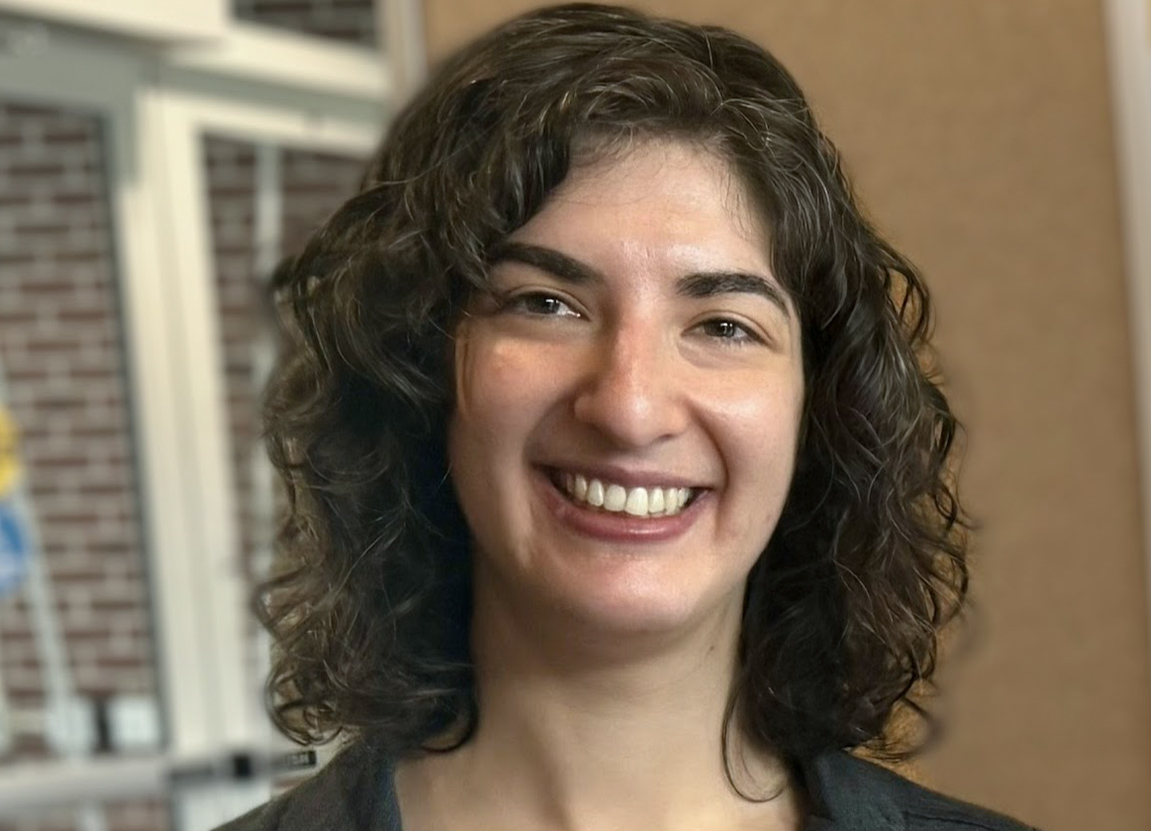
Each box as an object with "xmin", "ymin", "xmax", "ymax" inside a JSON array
[{"xmin": 505, "ymin": 292, "xmax": 581, "ymax": 318}]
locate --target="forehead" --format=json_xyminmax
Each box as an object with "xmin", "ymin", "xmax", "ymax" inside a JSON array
[{"xmin": 507, "ymin": 137, "xmax": 772, "ymax": 278}]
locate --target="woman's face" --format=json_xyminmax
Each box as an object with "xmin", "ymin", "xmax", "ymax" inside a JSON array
[{"xmin": 449, "ymin": 138, "xmax": 805, "ymax": 639}]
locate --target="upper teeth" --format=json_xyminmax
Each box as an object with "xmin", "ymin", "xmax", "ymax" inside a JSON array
[{"xmin": 560, "ymin": 473, "xmax": 693, "ymax": 517}]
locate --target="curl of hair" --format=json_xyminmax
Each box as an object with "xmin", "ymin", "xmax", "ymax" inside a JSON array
[{"xmin": 258, "ymin": 2, "xmax": 969, "ymax": 767}]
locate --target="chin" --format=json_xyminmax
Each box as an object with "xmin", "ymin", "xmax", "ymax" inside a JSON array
[{"xmin": 543, "ymin": 576, "xmax": 739, "ymax": 643}]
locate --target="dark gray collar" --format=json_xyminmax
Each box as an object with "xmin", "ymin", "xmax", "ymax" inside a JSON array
[
  {"xmin": 800, "ymin": 751, "xmax": 906, "ymax": 831},
  {"xmin": 266, "ymin": 742, "xmax": 400, "ymax": 831},
  {"xmin": 279, "ymin": 743, "xmax": 906, "ymax": 831}
]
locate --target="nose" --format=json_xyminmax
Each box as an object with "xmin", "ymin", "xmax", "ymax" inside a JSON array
[{"xmin": 571, "ymin": 320, "xmax": 690, "ymax": 448}]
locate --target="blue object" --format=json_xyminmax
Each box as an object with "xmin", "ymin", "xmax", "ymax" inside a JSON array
[{"xmin": 0, "ymin": 500, "xmax": 29, "ymax": 598}]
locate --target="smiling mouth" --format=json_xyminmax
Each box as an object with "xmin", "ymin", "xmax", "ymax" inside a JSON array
[{"xmin": 548, "ymin": 470, "xmax": 700, "ymax": 518}]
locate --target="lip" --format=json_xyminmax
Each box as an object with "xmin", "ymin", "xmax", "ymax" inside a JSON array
[{"xmin": 533, "ymin": 466, "xmax": 708, "ymax": 544}]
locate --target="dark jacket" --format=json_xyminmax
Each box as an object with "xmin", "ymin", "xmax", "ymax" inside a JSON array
[{"xmin": 216, "ymin": 741, "xmax": 1039, "ymax": 831}]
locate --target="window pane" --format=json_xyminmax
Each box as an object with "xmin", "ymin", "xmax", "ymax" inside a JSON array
[
  {"xmin": 232, "ymin": 0, "xmax": 379, "ymax": 48},
  {"xmin": 202, "ymin": 135, "xmax": 365, "ymax": 705}
]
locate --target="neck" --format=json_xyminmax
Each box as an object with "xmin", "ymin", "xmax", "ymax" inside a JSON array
[{"xmin": 400, "ymin": 577, "xmax": 800, "ymax": 831}]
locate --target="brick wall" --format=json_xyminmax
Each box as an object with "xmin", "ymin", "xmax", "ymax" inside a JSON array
[
  {"xmin": 203, "ymin": 137, "xmax": 260, "ymax": 633},
  {"xmin": 0, "ymin": 102, "xmax": 167, "ymax": 830},
  {"xmin": 281, "ymin": 148, "xmax": 365, "ymax": 252},
  {"xmin": 232, "ymin": 0, "xmax": 379, "ymax": 47}
]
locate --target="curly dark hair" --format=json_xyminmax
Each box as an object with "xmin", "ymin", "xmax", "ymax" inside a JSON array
[{"xmin": 259, "ymin": 2, "xmax": 968, "ymax": 769}]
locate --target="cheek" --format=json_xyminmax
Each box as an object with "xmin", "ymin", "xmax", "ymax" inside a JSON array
[
  {"xmin": 704, "ymin": 370, "xmax": 805, "ymax": 523},
  {"xmin": 448, "ymin": 333, "xmax": 567, "ymax": 560},
  {"xmin": 449, "ymin": 336, "xmax": 519, "ymax": 545},
  {"xmin": 450, "ymin": 333, "xmax": 559, "ymax": 466},
  {"xmin": 710, "ymin": 368, "xmax": 804, "ymax": 453}
]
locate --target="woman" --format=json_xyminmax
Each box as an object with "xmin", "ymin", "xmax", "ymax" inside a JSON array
[{"xmin": 222, "ymin": 4, "xmax": 1037, "ymax": 830}]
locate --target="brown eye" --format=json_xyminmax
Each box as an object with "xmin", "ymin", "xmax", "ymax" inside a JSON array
[
  {"xmin": 695, "ymin": 318, "xmax": 759, "ymax": 344},
  {"xmin": 508, "ymin": 292, "xmax": 580, "ymax": 318}
]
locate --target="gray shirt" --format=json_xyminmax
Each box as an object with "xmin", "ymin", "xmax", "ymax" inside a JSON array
[{"xmin": 216, "ymin": 741, "xmax": 1039, "ymax": 831}]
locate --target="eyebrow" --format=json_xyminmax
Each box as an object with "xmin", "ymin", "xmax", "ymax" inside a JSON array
[{"xmin": 490, "ymin": 241, "xmax": 792, "ymax": 319}]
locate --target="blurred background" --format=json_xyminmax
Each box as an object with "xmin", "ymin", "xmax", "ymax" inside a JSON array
[{"xmin": 0, "ymin": 1, "xmax": 1148, "ymax": 830}]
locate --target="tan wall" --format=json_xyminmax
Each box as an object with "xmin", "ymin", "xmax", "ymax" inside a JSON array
[{"xmin": 420, "ymin": 2, "xmax": 1151, "ymax": 829}]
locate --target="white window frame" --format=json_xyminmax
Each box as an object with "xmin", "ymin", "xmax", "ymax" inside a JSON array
[
  {"xmin": 0, "ymin": 2, "xmax": 419, "ymax": 826},
  {"xmin": 0, "ymin": 0, "xmax": 228, "ymax": 42},
  {"xmin": 145, "ymin": 52, "xmax": 382, "ymax": 751},
  {"xmin": 1104, "ymin": 0, "xmax": 1151, "ymax": 686}
]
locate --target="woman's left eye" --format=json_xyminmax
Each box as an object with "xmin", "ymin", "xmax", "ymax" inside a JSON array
[
  {"xmin": 506, "ymin": 292, "xmax": 580, "ymax": 318},
  {"xmin": 694, "ymin": 318, "xmax": 761, "ymax": 344}
]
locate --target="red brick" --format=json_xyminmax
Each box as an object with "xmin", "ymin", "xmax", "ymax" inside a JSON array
[
  {"xmin": 57, "ymin": 308, "xmax": 108, "ymax": 323},
  {"xmin": 18, "ymin": 278, "xmax": 81, "ymax": 294},
  {"xmin": 25, "ymin": 338, "xmax": 82, "ymax": 353},
  {"xmin": 55, "ymin": 249, "xmax": 107, "ymax": 263},
  {"xmin": 26, "ymin": 453, "xmax": 88, "ymax": 469},
  {"xmin": 0, "ymin": 309, "xmax": 37, "ymax": 324}
]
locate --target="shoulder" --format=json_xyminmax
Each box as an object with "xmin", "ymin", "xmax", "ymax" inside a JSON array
[
  {"xmin": 803, "ymin": 751, "xmax": 1041, "ymax": 831},
  {"xmin": 213, "ymin": 741, "xmax": 399, "ymax": 831}
]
